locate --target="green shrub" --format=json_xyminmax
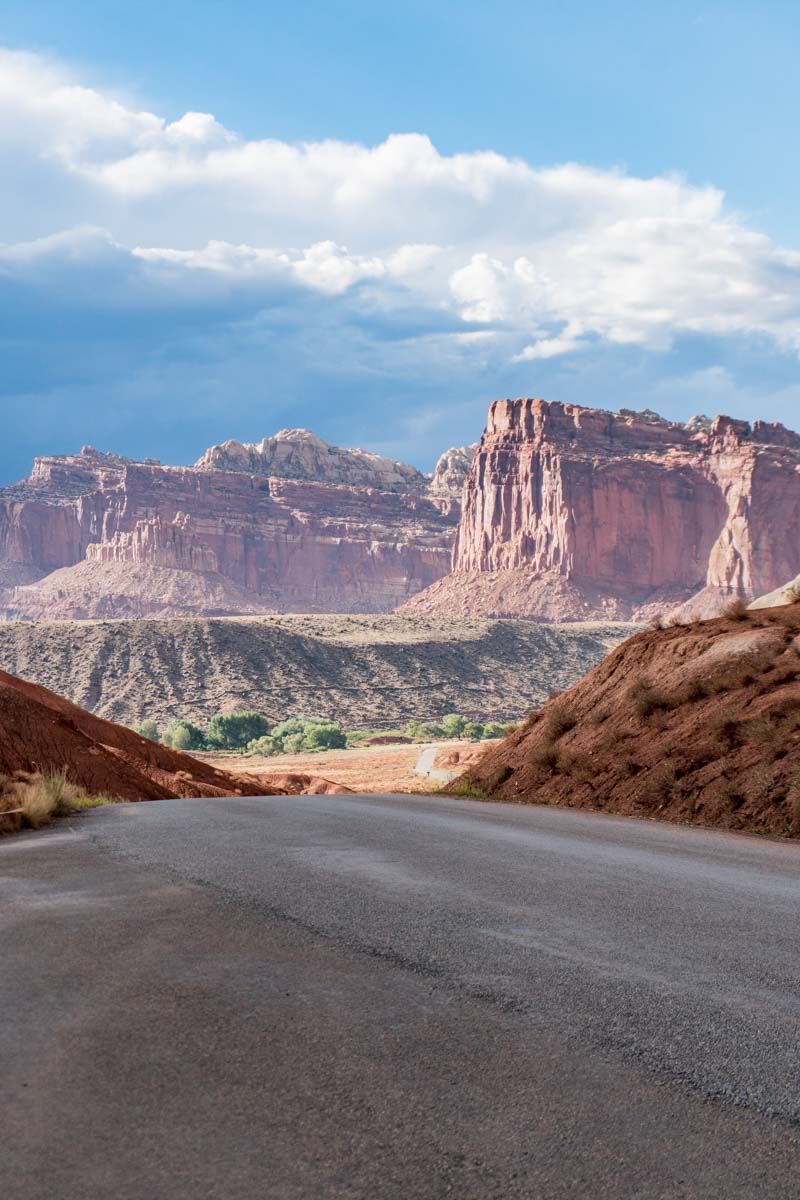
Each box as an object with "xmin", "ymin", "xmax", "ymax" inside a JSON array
[
  {"xmin": 135, "ymin": 719, "xmax": 160, "ymax": 742},
  {"xmin": 207, "ymin": 711, "xmax": 269, "ymax": 750}
]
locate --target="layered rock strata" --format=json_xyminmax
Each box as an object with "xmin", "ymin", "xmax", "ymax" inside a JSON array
[
  {"xmin": 402, "ymin": 399, "xmax": 800, "ymax": 621},
  {"xmin": 0, "ymin": 442, "xmax": 461, "ymax": 619}
]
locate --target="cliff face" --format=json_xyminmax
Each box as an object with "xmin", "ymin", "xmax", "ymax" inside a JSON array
[
  {"xmin": 0, "ymin": 443, "xmax": 459, "ymax": 619},
  {"xmin": 402, "ymin": 400, "xmax": 800, "ymax": 621}
]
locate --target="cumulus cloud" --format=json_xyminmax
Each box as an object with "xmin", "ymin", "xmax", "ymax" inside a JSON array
[
  {"xmin": 3, "ymin": 46, "xmax": 800, "ymax": 363},
  {"xmin": 4, "ymin": 45, "xmax": 800, "ymax": 489}
]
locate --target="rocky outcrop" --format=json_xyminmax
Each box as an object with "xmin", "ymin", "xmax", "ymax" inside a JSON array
[
  {"xmin": 0, "ymin": 443, "xmax": 458, "ymax": 619},
  {"xmin": 750, "ymin": 576, "xmax": 800, "ymax": 611},
  {"xmin": 402, "ymin": 399, "xmax": 800, "ymax": 621},
  {"xmin": 195, "ymin": 428, "xmax": 429, "ymax": 491},
  {"xmin": 429, "ymin": 444, "xmax": 478, "ymax": 498}
]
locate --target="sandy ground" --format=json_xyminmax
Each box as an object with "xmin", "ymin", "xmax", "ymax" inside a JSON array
[{"xmin": 201, "ymin": 740, "xmax": 496, "ymax": 794}]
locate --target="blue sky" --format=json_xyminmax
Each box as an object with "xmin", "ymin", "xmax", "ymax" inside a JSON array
[{"xmin": 2, "ymin": 1, "xmax": 800, "ymax": 484}]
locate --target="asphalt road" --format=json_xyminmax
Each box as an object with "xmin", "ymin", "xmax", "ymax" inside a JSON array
[
  {"xmin": 413, "ymin": 744, "xmax": 456, "ymax": 782},
  {"xmin": 3, "ymin": 794, "xmax": 800, "ymax": 1199}
]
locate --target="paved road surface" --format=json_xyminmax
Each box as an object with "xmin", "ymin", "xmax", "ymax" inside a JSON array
[
  {"xmin": 3, "ymin": 794, "xmax": 800, "ymax": 1199},
  {"xmin": 413, "ymin": 744, "xmax": 456, "ymax": 782}
]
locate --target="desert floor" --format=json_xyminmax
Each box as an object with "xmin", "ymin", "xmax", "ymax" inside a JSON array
[{"xmin": 201, "ymin": 739, "xmax": 494, "ymax": 793}]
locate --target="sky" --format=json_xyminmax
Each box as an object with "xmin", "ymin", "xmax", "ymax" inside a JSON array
[{"xmin": 2, "ymin": 1, "xmax": 800, "ymax": 484}]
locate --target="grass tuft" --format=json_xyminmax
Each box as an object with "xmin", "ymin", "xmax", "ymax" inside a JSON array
[
  {"xmin": 723, "ymin": 597, "xmax": 750, "ymax": 621},
  {"xmin": 0, "ymin": 770, "xmax": 124, "ymax": 833}
]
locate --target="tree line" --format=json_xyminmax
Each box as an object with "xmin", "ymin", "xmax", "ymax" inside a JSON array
[
  {"xmin": 135, "ymin": 712, "xmax": 347, "ymax": 754},
  {"xmin": 135, "ymin": 710, "xmax": 517, "ymax": 755}
]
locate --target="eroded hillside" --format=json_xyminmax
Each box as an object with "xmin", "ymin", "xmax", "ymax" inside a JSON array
[
  {"xmin": 0, "ymin": 614, "xmax": 633, "ymax": 729},
  {"xmin": 453, "ymin": 603, "xmax": 800, "ymax": 836}
]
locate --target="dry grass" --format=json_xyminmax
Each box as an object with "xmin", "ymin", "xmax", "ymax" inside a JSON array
[
  {"xmin": 447, "ymin": 777, "xmax": 490, "ymax": 799},
  {"xmin": 723, "ymin": 597, "xmax": 750, "ymax": 621},
  {"xmin": 629, "ymin": 678, "xmax": 671, "ymax": 720},
  {"xmin": 787, "ymin": 781, "xmax": 800, "ymax": 835},
  {"xmin": 0, "ymin": 769, "xmax": 122, "ymax": 833},
  {"xmin": 545, "ymin": 704, "xmax": 576, "ymax": 739}
]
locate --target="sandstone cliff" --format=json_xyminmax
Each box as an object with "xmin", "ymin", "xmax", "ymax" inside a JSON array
[
  {"xmin": 402, "ymin": 400, "xmax": 800, "ymax": 622},
  {"xmin": 0, "ymin": 443, "xmax": 459, "ymax": 619}
]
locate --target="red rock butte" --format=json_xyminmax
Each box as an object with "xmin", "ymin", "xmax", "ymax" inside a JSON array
[
  {"xmin": 401, "ymin": 398, "xmax": 800, "ymax": 622},
  {"xmin": 0, "ymin": 432, "xmax": 474, "ymax": 620}
]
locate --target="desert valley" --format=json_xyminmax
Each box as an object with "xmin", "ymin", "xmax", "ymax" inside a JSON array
[
  {"xmin": 5, "ymin": 14, "xmax": 800, "ymax": 1193},
  {"xmin": 1, "ymin": 395, "xmax": 799, "ymax": 829}
]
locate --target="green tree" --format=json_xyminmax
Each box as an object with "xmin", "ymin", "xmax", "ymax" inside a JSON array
[
  {"xmin": 302, "ymin": 721, "xmax": 347, "ymax": 750},
  {"xmin": 462, "ymin": 720, "xmax": 485, "ymax": 740},
  {"xmin": 166, "ymin": 725, "xmax": 192, "ymax": 751},
  {"xmin": 162, "ymin": 720, "xmax": 207, "ymax": 751},
  {"xmin": 441, "ymin": 713, "xmax": 467, "ymax": 738},
  {"xmin": 207, "ymin": 711, "xmax": 269, "ymax": 750},
  {"xmin": 414, "ymin": 721, "xmax": 445, "ymax": 740},
  {"xmin": 271, "ymin": 717, "xmax": 306, "ymax": 744},
  {"xmin": 282, "ymin": 732, "xmax": 306, "ymax": 754},
  {"xmin": 482, "ymin": 722, "xmax": 509, "ymax": 739},
  {"xmin": 135, "ymin": 719, "xmax": 160, "ymax": 743},
  {"xmin": 246, "ymin": 735, "xmax": 280, "ymax": 757}
]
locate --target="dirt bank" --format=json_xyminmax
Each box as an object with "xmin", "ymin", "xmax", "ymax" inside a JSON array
[{"xmin": 450, "ymin": 605, "xmax": 800, "ymax": 837}]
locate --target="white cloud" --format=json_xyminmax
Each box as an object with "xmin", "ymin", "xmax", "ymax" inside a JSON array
[{"xmin": 2, "ymin": 46, "xmax": 800, "ymax": 362}]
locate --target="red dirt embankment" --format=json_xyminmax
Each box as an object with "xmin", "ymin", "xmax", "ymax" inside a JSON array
[
  {"xmin": 0, "ymin": 669, "xmax": 347, "ymax": 801},
  {"xmin": 450, "ymin": 604, "xmax": 800, "ymax": 837}
]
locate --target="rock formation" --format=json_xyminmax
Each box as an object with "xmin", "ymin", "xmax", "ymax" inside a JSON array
[
  {"xmin": 401, "ymin": 399, "xmax": 800, "ymax": 622},
  {"xmin": 195, "ymin": 428, "xmax": 429, "ymax": 491},
  {"xmin": 0, "ymin": 614, "xmax": 631, "ymax": 730},
  {"xmin": 0, "ymin": 439, "xmax": 462, "ymax": 619},
  {"xmin": 750, "ymin": 575, "xmax": 800, "ymax": 611},
  {"xmin": 428, "ymin": 443, "xmax": 479, "ymax": 498}
]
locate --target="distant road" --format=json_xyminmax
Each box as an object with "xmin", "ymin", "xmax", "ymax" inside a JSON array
[
  {"xmin": 413, "ymin": 743, "xmax": 456, "ymax": 782},
  {"xmin": 3, "ymin": 795, "xmax": 800, "ymax": 1199}
]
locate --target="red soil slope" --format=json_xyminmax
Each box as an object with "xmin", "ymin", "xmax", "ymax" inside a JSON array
[
  {"xmin": 0, "ymin": 669, "xmax": 347, "ymax": 801},
  {"xmin": 451, "ymin": 604, "xmax": 800, "ymax": 836}
]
